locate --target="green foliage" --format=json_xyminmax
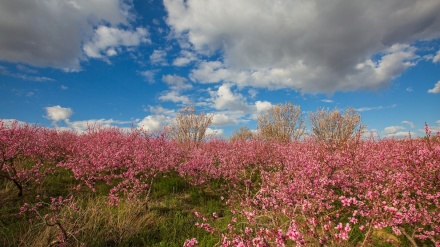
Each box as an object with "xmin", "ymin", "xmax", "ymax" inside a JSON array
[{"xmin": 1, "ymin": 170, "xmax": 228, "ymax": 247}]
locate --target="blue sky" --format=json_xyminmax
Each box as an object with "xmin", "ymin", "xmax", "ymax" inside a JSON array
[{"xmin": 1, "ymin": 0, "xmax": 439, "ymax": 138}]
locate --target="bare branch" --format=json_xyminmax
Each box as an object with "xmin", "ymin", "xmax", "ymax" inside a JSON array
[
  {"xmin": 167, "ymin": 106, "xmax": 213, "ymax": 149},
  {"xmin": 257, "ymin": 102, "xmax": 304, "ymax": 142},
  {"xmin": 309, "ymin": 107, "xmax": 364, "ymax": 146}
]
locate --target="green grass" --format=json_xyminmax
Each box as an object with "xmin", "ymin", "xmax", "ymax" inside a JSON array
[
  {"xmin": 2, "ymin": 168, "xmax": 428, "ymax": 246},
  {"xmin": 0, "ymin": 171, "xmax": 230, "ymax": 247}
]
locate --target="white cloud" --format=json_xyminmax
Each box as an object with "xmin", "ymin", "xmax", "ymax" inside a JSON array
[
  {"xmin": 384, "ymin": 131, "xmax": 416, "ymax": 139},
  {"xmin": 150, "ymin": 50, "xmax": 168, "ymax": 65},
  {"xmin": 251, "ymin": 100, "xmax": 273, "ymax": 120},
  {"xmin": 356, "ymin": 104, "xmax": 396, "ymax": 112},
  {"xmin": 321, "ymin": 99, "xmax": 334, "ymax": 103},
  {"xmin": 173, "ymin": 50, "xmax": 198, "ymax": 67},
  {"xmin": 383, "ymin": 126, "xmax": 405, "ymax": 135},
  {"xmin": 255, "ymin": 100, "xmax": 272, "ymax": 113},
  {"xmin": 433, "ymin": 50, "xmax": 440, "ymax": 63},
  {"xmin": 248, "ymin": 89, "xmax": 258, "ymax": 98},
  {"xmin": 212, "ymin": 113, "xmax": 237, "ymax": 126},
  {"xmin": 188, "ymin": 45, "xmax": 418, "ymax": 93},
  {"xmin": 210, "ymin": 84, "xmax": 250, "ymax": 112},
  {"xmin": 138, "ymin": 115, "xmax": 171, "ymax": 132},
  {"xmin": 190, "ymin": 61, "xmax": 235, "ymax": 83},
  {"xmin": 45, "ymin": 105, "xmax": 73, "ymax": 122},
  {"xmin": 139, "ymin": 70, "xmax": 156, "ymax": 82},
  {"xmin": 0, "ymin": 66, "xmax": 54, "ymax": 82},
  {"xmin": 0, "ymin": 119, "xmax": 27, "ymax": 128},
  {"xmin": 428, "ymin": 80, "xmax": 440, "ymax": 94},
  {"xmin": 0, "ymin": 0, "xmax": 137, "ymax": 70},
  {"xmin": 361, "ymin": 129, "xmax": 381, "ymax": 140},
  {"xmin": 162, "ymin": 74, "xmax": 192, "ymax": 91},
  {"xmin": 159, "ymin": 91, "xmax": 191, "ymax": 104},
  {"xmin": 401, "ymin": 120, "xmax": 415, "ymax": 128},
  {"xmin": 423, "ymin": 121, "xmax": 440, "ymax": 135},
  {"xmin": 147, "ymin": 105, "xmax": 176, "ymax": 116},
  {"xmin": 173, "ymin": 57, "xmax": 191, "ymax": 67},
  {"xmin": 206, "ymin": 127, "xmax": 224, "ymax": 137},
  {"xmin": 382, "ymin": 125, "xmax": 419, "ymax": 138},
  {"xmin": 165, "ymin": 0, "xmax": 440, "ymax": 93},
  {"xmin": 83, "ymin": 26, "xmax": 149, "ymax": 59},
  {"xmin": 64, "ymin": 119, "xmax": 131, "ymax": 133}
]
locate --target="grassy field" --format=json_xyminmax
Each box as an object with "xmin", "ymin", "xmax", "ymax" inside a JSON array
[
  {"xmin": 1, "ymin": 170, "xmax": 422, "ymax": 247},
  {"xmin": 0, "ymin": 172, "xmax": 231, "ymax": 247}
]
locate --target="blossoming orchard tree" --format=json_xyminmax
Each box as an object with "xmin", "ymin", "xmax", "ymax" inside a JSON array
[
  {"xmin": 230, "ymin": 126, "xmax": 254, "ymax": 142},
  {"xmin": 257, "ymin": 102, "xmax": 305, "ymax": 142},
  {"xmin": 0, "ymin": 120, "xmax": 73, "ymax": 197},
  {"xmin": 309, "ymin": 107, "xmax": 365, "ymax": 147},
  {"xmin": 1, "ymin": 119, "xmax": 439, "ymax": 246},
  {"xmin": 166, "ymin": 106, "xmax": 213, "ymax": 149}
]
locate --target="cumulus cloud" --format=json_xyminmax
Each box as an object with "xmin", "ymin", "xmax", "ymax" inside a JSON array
[
  {"xmin": 165, "ymin": 0, "xmax": 440, "ymax": 93},
  {"xmin": 159, "ymin": 91, "xmax": 191, "ymax": 104},
  {"xmin": 433, "ymin": 50, "xmax": 440, "ymax": 63},
  {"xmin": 255, "ymin": 100, "xmax": 273, "ymax": 113},
  {"xmin": 162, "ymin": 74, "xmax": 192, "ymax": 91},
  {"xmin": 190, "ymin": 61, "xmax": 236, "ymax": 83},
  {"xmin": 147, "ymin": 105, "xmax": 176, "ymax": 116},
  {"xmin": 137, "ymin": 105, "xmax": 177, "ymax": 133},
  {"xmin": 401, "ymin": 120, "xmax": 415, "ymax": 128},
  {"xmin": 210, "ymin": 84, "xmax": 250, "ymax": 112},
  {"xmin": 383, "ymin": 126, "xmax": 405, "ymax": 135},
  {"xmin": 45, "ymin": 105, "xmax": 73, "ymax": 122},
  {"xmin": 382, "ymin": 125, "xmax": 418, "ymax": 138},
  {"xmin": 212, "ymin": 113, "xmax": 238, "ymax": 126},
  {"xmin": 139, "ymin": 70, "xmax": 156, "ymax": 82},
  {"xmin": 206, "ymin": 127, "xmax": 224, "ymax": 137},
  {"xmin": 248, "ymin": 89, "xmax": 258, "ymax": 99},
  {"xmin": 251, "ymin": 100, "xmax": 273, "ymax": 119},
  {"xmin": 385, "ymin": 131, "xmax": 415, "ymax": 139},
  {"xmin": 189, "ymin": 44, "xmax": 418, "ymax": 93},
  {"xmin": 150, "ymin": 50, "xmax": 168, "ymax": 65},
  {"xmin": 428, "ymin": 80, "xmax": 440, "ymax": 93},
  {"xmin": 0, "ymin": 0, "xmax": 143, "ymax": 70},
  {"xmin": 83, "ymin": 26, "xmax": 149, "ymax": 59},
  {"xmin": 138, "ymin": 115, "xmax": 171, "ymax": 132},
  {"xmin": 173, "ymin": 50, "xmax": 198, "ymax": 67},
  {"xmin": 63, "ymin": 119, "xmax": 131, "ymax": 133},
  {"xmin": 0, "ymin": 119, "xmax": 27, "ymax": 128},
  {"xmin": 159, "ymin": 75, "xmax": 193, "ymax": 104}
]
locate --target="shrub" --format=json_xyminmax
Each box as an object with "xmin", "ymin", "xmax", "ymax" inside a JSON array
[
  {"xmin": 167, "ymin": 106, "xmax": 213, "ymax": 149},
  {"xmin": 230, "ymin": 126, "xmax": 254, "ymax": 142},
  {"xmin": 256, "ymin": 102, "xmax": 304, "ymax": 142},
  {"xmin": 309, "ymin": 107, "xmax": 364, "ymax": 146}
]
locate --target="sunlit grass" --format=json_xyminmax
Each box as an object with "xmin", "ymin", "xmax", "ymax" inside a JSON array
[{"xmin": 1, "ymin": 172, "xmax": 229, "ymax": 246}]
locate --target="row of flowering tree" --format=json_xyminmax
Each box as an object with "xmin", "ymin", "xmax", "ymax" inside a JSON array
[
  {"xmin": 181, "ymin": 131, "xmax": 439, "ymax": 246},
  {"xmin": 1, "ymin": 119, "xmax": 439, "ymax": 246}
]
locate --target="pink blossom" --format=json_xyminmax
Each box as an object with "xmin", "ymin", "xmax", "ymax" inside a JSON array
[{"xmin": 183, "ymin": 238, "xmax": 198, "ymax": 247}]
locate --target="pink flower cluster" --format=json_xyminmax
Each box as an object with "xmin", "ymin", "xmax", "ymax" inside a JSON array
[{"xmin": 1, "ymin": 120, "xmax": 439, "ymax": 246}]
